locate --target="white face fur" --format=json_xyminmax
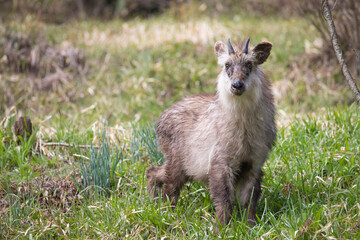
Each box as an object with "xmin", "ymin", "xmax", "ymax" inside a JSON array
[{"xmin": 214, "ymin": 39, "xmax": 272, "ymax": 109}]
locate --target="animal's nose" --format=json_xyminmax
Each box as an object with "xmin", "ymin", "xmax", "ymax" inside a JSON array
[{"xmin": 232, "ymin": 80, "xmax": 244, "ymax": 90}]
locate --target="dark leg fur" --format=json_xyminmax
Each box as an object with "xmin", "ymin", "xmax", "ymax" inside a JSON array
[
  {"xmin": 146, "ymin": 165, "xmax": 166, "ymax": 199},
  {"xmin": 147, "ymin": 160, "xmax": 188, "ymax": 207},
  {"xmin": 209, "ymin": 164, "xmax": 234, "ymax": 233},
  {"xmin": 240, "ymin": 171, "xmax": 263, "ymax": 225},
  {"xmin": 162, "ymin": 159, "xmax": 188, "ymax": 207}
]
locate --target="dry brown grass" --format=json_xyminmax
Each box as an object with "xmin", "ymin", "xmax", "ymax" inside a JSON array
[
  {"xmin": 1, "ymin": 30, "xmax": 86, "ymax": 77},
  {"xmin": 295, "ymin": 0, "xmax": 360, "ymax": 76},
  {"xmin": 0, "ymin": 169, "xmax": 82, "ymax": 211},
  {"xmin": 4, "ymin": 0, "xmax": 183, "ymax": 21},
  {"xmin": 82, "ymin": 19, "xmax": 230, "ymax": 50},
  {"xmin": 0, "ymin": 28, "xmax": 88, "ymax": 115},
  {"xmin": 264, "ymin": 0, "xmax": 360, "ymax": 108}
]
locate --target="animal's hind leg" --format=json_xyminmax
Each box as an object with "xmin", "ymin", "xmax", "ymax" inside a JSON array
[
  {"xmin": 162, "ymin": 159, "xmax": 188, "ymax": 207},
  {"xmin": 146, "ymin": 164, "xmax": 166, "ymax": 199}
]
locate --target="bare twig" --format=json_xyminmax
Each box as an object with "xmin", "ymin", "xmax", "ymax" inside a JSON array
[
  {"xmin": 73, "ymin": 154, "xmax": 90, "ymax": 160},
  {"xmin": 322, "ymin": 0, "xmax": 360, "ymax": 105},
  {"xmin": 41, "ymin": 142, "xmax": 99, "ymax": 148}
]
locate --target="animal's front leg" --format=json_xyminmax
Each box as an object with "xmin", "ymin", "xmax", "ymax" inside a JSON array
[
  {"xmin": 235, "ymin": 171, "xmax": 263, "ymax": 225},
  {"xmin": 209, "ymin": 163, "xmax": 234, "ymax": 232}
]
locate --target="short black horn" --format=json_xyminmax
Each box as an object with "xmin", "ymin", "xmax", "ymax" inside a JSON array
[
  {"xmin": 243, "ymin": 37, "xmax": 250, "ymax": 54},
  {"xmin": 227, "ymin": 38, "xmax": 235, "ymax": 54}
]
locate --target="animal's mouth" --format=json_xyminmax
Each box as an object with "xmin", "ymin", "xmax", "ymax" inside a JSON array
[{"xmin": 231, "ymin": 86, "xmax": 245, "ymax": 96}]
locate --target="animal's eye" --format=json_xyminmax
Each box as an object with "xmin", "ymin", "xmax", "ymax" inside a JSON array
[
  {"xmin": 245, "ymin": 62, "xmax": 252, "ymax": 70},
  {"xmin": 225, "ymin": 62, "xmax": 231, "ymax": 69}
]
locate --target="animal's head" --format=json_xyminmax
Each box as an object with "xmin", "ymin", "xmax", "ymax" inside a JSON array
[{"xmin": 214, "ymin": 37, "xmax": 272, "ymax": 96}]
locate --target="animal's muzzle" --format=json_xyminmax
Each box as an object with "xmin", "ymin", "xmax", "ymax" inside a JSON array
[{"xmin": 231, "ymin": 79, "xmax": 245, "ymax": 95}]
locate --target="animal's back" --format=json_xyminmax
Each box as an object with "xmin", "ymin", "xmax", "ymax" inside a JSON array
[{"xmin": 156, "ymin": 93, "xmax": 216, "ymax": 145}]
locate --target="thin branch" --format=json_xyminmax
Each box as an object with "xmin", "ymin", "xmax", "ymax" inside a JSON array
[
  {"xmin": 330, "ymin": 0, "xmax": 338, "ymax": 11},
  {"xmin": 322, "ymin": 0, "xmax": 360, "ymax": 105},
  {"xmin": 73, "ymin": 154, "xmax": 90, "ymax": 160},
  {"xmin": 41, "ymin": 142, "xmax": 99, "ymax": 149}
]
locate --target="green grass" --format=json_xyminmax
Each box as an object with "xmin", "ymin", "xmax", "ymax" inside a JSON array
[
  {"xmin": 1, "ymin": 105, "xmax": 359, "ymax": 239},
  {"xmin": 1, "ymin": 3, "xmax": 360, "ymax": 239},
  {"xmin": 79, "ymin": 128, "xmax": 123, "ymax": 197}
]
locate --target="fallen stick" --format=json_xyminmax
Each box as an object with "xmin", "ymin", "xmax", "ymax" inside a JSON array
[
  {"xmin": 73, "ymin": 154, "xmax": 90, "ymax": 160},
  {"xmin": 41, "ymin": 142, "xmax": 99, "ymax": 148}
]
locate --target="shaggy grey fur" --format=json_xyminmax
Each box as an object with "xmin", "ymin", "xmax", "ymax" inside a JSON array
[{"xmin": 147, "ymin": 38, "xmax": 276, "ymax": 232}]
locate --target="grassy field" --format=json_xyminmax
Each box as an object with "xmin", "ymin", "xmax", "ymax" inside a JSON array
[{"xmin": 1, "ymin": 3, "xmax": 360, "ymax": 239}]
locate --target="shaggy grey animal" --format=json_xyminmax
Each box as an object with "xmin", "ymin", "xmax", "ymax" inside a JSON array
[{"xmin": 147, "ymin": 37, "xmax": 276, "ymax": 231}]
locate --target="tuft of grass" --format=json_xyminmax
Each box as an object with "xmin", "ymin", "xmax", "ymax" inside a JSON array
[
  {"xmin": 130, "ymin": 123, "xmax": 164, "ymax": 164},
  {"xmin": 79, "ymin": 128, "xmax": 123, "ymax": 197},
  {"xmin": 0, "ymin": 128, "xmax": 39, "ymax": 181}
]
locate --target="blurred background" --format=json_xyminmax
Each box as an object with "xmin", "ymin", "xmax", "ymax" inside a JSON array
[
  {"xmin": 0, "ymin": 0, "xmax": 359, "ymax": 128},
  {"xmin": 1, "ymin": 1, "xmax": 360, "ymax": 238}
]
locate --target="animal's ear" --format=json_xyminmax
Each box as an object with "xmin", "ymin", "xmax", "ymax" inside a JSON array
[
  {"xmin": 214, "ymin": 41, "xmax": 226, "ymax": 57},
  {"xmin": 253, "ymin": 41, "xmax": 272, "ymax": 65}
]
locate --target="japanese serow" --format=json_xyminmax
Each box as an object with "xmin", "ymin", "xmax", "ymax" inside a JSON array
[{"xmin": 147, "ymin": 37, "xmax": 276, "ymax": 232}]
